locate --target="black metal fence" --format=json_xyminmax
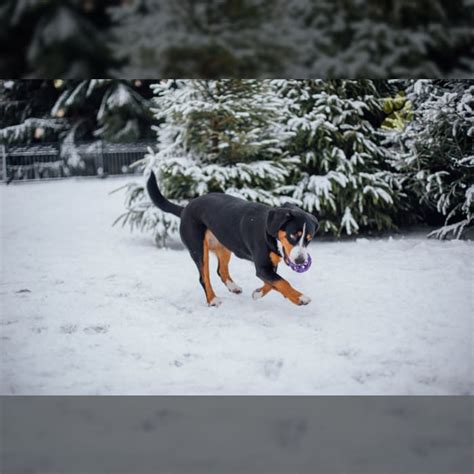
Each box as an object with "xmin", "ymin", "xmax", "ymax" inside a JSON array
[{"xmin": 0, "ymin": 141, "xmax": 155, "ymax": 182}]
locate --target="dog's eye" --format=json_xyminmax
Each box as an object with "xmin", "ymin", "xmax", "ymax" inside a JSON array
[{"xmin": 289, "ymin": 231, "xmax": 303, "ymax": 241}]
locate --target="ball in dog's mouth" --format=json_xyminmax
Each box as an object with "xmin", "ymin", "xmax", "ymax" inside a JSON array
[{"xmin": 284, "ymin": 254, "xmax": 312, "ymax": 273}]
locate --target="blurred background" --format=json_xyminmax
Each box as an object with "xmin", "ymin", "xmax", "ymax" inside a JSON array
[
  {"xmin": 0, "ymin": 0, "xmax": 473, "ymax": 78},
  {"xmin": 1, "ymin": 79, "xmax": 472, "ymax": 242}
]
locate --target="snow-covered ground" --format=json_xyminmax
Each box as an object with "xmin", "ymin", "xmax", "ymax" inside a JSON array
[{"xmin": 1, "ymin": 178, "xmax": 472, "ymax": 395}]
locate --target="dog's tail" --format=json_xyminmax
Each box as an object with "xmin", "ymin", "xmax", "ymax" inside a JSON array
[{"xmin": 146, "ymin": 171, "xmax": 184, "ymax": 218}]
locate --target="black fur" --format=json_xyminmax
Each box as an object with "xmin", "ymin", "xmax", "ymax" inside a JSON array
[{"xmin": 147, "ymin": 171, "xmax": 319, "ymax": 300}]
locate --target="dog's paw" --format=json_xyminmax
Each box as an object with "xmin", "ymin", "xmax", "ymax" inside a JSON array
[
  {"xmin": 252, "ymin": 289, "xmax": 264, "ymax": 300},
  {"xmin": 298, "ymin": 295, "xmax": 311, "ymax": 305},
  {"xmin": 226, "ymin": 280, "xmax": 242, "ymax": 294},
  {"xmin": 208, "ymin": 297, "xmax": 223, "ymax": 307}
]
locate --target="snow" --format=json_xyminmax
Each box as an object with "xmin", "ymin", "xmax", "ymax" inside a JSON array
[{"xmin": 1, "ymin": 178, "xmax": 472, "ymax": 395}]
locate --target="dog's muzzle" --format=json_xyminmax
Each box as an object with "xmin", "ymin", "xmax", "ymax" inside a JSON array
[
  {"xmin": 279, "ymin": 243, "xmax": 312, "ymax": 273},
  {"xmin": 286, "ymin": 246, "xmax": 312, "ymax": 273}
]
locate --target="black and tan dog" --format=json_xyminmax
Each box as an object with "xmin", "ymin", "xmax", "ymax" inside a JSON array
[{"xmin": 147, "ymin": 171, "xmax": 319, "ymax": 307}]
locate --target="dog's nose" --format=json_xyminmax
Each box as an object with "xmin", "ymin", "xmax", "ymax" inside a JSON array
[{"xmin": 294, "ymin": 255, "xmax": 306, "ymax": 265}]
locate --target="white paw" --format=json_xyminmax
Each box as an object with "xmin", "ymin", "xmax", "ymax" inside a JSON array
[
  {"xmin": 226, "ymin": 280, "xmax": 242, "ymax": 294},
  {"xmin": 208, "ymin": 297, "xmax": 223, "ymax": 307},
  {"xmin": 298, "ymin": 295, "xmax": 311, "ymax": 305},
  {"xmin": 252, "ymin": 289, "xmax": 263, "ymax": 300}
]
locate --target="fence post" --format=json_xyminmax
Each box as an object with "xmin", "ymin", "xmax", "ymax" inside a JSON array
[
  {"xmin": 1, "ymin": 144, "xmax": 7, "ymax": 183},
  {"xmin": 96, "ymin": 141, "xmax": 104, "ymax": 177}
]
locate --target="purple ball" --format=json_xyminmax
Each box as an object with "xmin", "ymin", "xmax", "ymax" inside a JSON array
[{"xmin": 288, "ymin": 254, "xmax": 312, "ymax": 273}]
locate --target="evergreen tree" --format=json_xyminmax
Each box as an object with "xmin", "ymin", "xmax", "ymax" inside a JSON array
[
  {"xmin": 2, "ymin": 0, "xmax": 472, "ymax": 78},
  {"xmin": 115, "ymin": 79, "xmax": 290, "ymax": 245},
  {"xmin": 286, "ymin": 0, "xmax": 474, "ymax": 77},
  {"xmin": 50, "ymin": 79, "xmax": 155, "ymax": 143},
  {"xmin": 0, "ymin": 79, "xmax": 155, "ymax": 179},
  {"xmin": 49, "ymin": 79, "xmax": 155, "ymax": 170},
  {"xmin": 0, "ymin": 0, "xmax": 115, "ymax": 77},
  {"xmin": 0, "ymin": 79, "xmax": 154, "ymax": 145},
  {"xmin": 0, "ymin": 80, "xmax": 65, "ymax": 144},
  {"xmin": 109, "ymin": 0, "xmax": 289, "ymax": 78},
  {"xmin": 0, "ymin": 79, "xmax": 70, "ymax": 180},
  {"xmin": 276, "ymin": 80, "xmax": 402, "ymax": 235},
  {"xmin": 391, "ymin": 79, "xmax": 474, "ymax": 239}
]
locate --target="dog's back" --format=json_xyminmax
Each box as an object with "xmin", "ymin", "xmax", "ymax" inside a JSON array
[{"xmin": 182, "ymin": 193, "xmax": 269, "ymax": 258}]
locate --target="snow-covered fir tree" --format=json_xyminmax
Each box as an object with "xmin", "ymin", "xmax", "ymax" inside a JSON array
[
  {"xmin": 109, "ymin": 0, "xmax": 288, "ymax": 77},
  {"xmin": 115, "ymin": 79, "xmax": 290, "ymax": 245},
  {"xmin": 51, "ymin": 79, "xmax": 154, "ymax": 143},
  {"xmin": 49, "ymin": 79, "xmax": 155, "ymax": 170},
  {"xmin": 0, "ymin": 0, "xmax": 114, "ymax": 77},
  {"xmin": 0, "ymin": 79, "xmax": 70, "ymax": 180},
  {"xmin": 390, "ymin": 79, "xmax": 474, "ymax": 239},
  {"xmin": 0, "ymin": 79, "xmax": 155, "ymax": 178},
  {"xmin": 0, "ymin": 80, "xmax": 66, "ymax": 144},
  {"xmin": 275, "ymin": 80, "xmax": 402, "ymax": 236},
  {"xmin": 0, "ymin": 79, "xmax": 154, "ymax": 146},
  {"xmin": 1, "ymin": 0, "xmax": 472, "ymax": 78},
  {"xmin": 285, "ymin": 0, "xmax": 474, "ymax": 77}
]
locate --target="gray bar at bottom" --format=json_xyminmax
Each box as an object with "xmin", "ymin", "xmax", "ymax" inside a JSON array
[{"xmin": 1, "ymin": 396, "xmax": 472, "ymax": 474}]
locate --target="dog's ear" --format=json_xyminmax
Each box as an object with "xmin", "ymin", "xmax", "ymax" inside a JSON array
[
  {"xmin": 281, "ymin": 202, "xmax": 299, "ymax": 210},
  {"xmin": 281, "ymin": 202, "xmax": 320, "ymax": 233},
  {"xmin": 266, "ymin": 208, "xmax": 292, "ymax": 237}
]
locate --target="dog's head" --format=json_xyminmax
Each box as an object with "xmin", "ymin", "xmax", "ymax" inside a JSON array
[{"xmin": 266, "ymin": 203, "xmax": 319, "ymax": 268}]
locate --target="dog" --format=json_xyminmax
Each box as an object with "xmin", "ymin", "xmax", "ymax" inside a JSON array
[{"xmin": 147, "ymin": 171, "xmax": 319, "ymax": 307}]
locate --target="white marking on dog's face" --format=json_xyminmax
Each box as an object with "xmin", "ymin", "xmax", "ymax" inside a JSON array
[
  {"xmin": 289, "ymin": 244, "xmax": 308, "ymax": 265},
  {"xmin": 299, "ymin": 224, "xmax": 306, "ymax": 246},
  {"xmin": 288, "ymin": 223, "xmax": 309, "ymax": 264}
]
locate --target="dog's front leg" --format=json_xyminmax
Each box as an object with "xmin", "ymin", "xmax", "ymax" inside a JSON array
[
  {"xmin": 252, "ymin": 282, "xmax": 273, "ymax": 300},
  {"xmin": 255, "ymin": 264, "xmax": 311, "ymax": 306}
]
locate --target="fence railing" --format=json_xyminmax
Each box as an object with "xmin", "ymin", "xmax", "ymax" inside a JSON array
[{"xmin": 1, "ymin": 141, "xmax": 155, "ymax": 182}]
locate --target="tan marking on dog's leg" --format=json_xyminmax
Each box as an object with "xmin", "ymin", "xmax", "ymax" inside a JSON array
[
  {"xmin": 205, "ymin": 230, "xmax": 220, "ymax": 251},
  {"xmin": 217, "ymin": 248, "xmax": 242, "ymax": 293},
  {"xmin": 207, "ymin": 233, "xmax": 242, "ymax": 294},
  {"xmin": 216, "ymin": 247, "xmax": 232, "ymax": 282},
  {"xmin": 272, "ymin": 279, "xmax": 310, "ymax": 306},
  {"xmin": 202, "ymin": 232, "xmax": 219, "ymax": 306}
]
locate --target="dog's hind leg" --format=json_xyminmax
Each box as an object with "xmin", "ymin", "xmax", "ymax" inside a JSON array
[
  {"xmin": 201, "ymin": 235, "xmax": 221, "ymax": 306},
  {"xmin": 205, "ymin": 231, "xmax": 242, "ymax": 295},
  {"xmin": 215, "ymin": 247, "xmax": 242, "ymax": 294},
  {"xmin": 180, "ymin": 225, "xmax": 221, "ymax": 307}
]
